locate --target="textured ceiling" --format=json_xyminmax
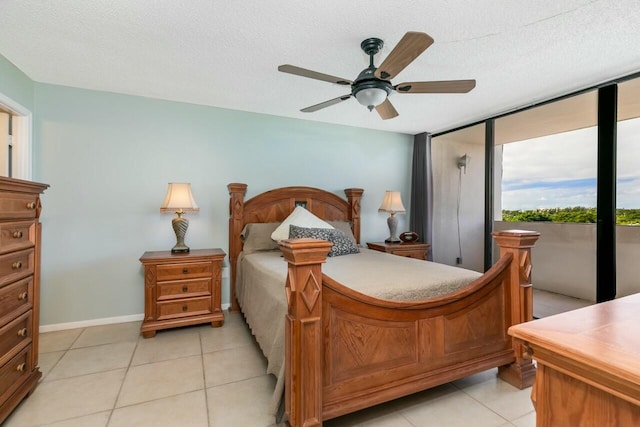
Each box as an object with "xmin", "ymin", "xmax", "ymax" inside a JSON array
[{"xmin": 0, "ymin": 1, "xmax": 639, "ymax": 135}]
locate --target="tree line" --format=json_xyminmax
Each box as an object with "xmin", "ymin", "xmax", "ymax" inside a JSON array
[{"xmin": 502, "ymin": 207, "xmax": 640, "ymax": 225}]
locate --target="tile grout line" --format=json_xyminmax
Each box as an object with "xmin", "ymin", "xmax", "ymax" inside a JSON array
[
  {"xmin": 105, "ymin": 327, "xmax": 142, "ymax": 426},
  {"xmin": 38, "ymin": 327, "xmax": 85, "ymax": 382},
  {"xmin": 38, "ymin": 326, "xmax": 83, "ymax": 382},
  {"xmin": 200, "ymin": 327, "xmax": 213, "ymax": 427}
]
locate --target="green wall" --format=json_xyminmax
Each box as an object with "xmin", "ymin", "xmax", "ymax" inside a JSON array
[
  {"xmin": 31, "ymin": 83, "xmax": 413, "ymax": 326},
  {"xmin": 0, "ymin": 54, "xmax": 34, "ymax": 110},
  {"xmin": 0, "ymin": 53, "xmax": 414, "ymax": 325}
]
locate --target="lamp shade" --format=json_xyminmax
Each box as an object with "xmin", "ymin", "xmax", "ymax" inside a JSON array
[
  {"xmin": 355, "ymin": 87, "xmax": 387, "ymax": 109},
  {"xmin": 160, "ymin": 183, "xmax": 199, "ymax": 213},
  {"xmin": 378, "ymin": 191, "xmax": 406, "ymax": 214}
]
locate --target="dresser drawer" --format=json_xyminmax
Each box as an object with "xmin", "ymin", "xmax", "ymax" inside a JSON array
[
  {"xmin": 0, "ymin": 277, "xmax": 32, "ymax": 321},
  {"xmin": 0, "ymin": 312, "xmax": 31, "ymax": 366},
  {"xmin": 0, "ymin": 347, "xmax": 30, "ymax": 403},
  {"xmin": 156, "ymin": 261, "xmax": 212, "ymax": 281},
  {"xmin": 156, "ymin": 297, "xmax": 212, "ymax": 320},
  {"xmin": 0, "ymin": 192, "xmax": 39, "ymax": 220},
  {"xmin": 0, "ymin": 221, "xmax": 35, "ymax": 255},
  {"xmin": 157, "ymin": 278, "xmax": 211, "ymax": 301},
  {"xmin": 0, "ymin": 249, "xmax": 34, "ymax": 287}
]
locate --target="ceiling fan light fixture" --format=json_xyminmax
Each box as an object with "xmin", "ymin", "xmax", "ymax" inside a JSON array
[{"xmin": 354, "ymin": 87, "xmax": 388, "ymax": 111}]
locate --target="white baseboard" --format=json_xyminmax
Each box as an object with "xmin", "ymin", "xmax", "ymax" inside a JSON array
[
  {"xmin": 40, "ymin": 303, "xmax": 232, "ymax": 332},
  {"xmin": 40, "ymin": 314, "xmax": 145, "ymax": 333}
]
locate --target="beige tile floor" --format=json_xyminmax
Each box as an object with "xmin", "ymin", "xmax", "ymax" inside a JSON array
[{"xmin": 4, "ymin": 309, "xmax": 542, "ymax": 427}]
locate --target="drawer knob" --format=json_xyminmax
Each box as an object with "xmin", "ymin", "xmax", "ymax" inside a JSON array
[
  {"xmin": 182, "ymin": 305, "xmax": 188, "ymax": 312},
  {"xmin": 18, "ymin": 292, "xmax": 28, "ymax": 300},
  {"xmin": 26, "ymin": 202, "xmax": 36, "ymax": 210},
  {"xmin": 17, "ymin": 328, "xmax": 27, "ymax": 337},
  {"xmin": 12, "ymin": 261, "xmax": 23, "ymax": 270},
  {"xmin": 13, "ymin": 231, "xmax": 23, "ymax": 239},
  {"xmin": 16, "ymin": 363, "xmax": 26, "ymax": 372},
  {"xmin": 182, "ymin": 285, "xmax": 188, "ymax": 292},
  {"xmin": 182, "ymin": 268, "xmax": 189, "ymax": 274}
]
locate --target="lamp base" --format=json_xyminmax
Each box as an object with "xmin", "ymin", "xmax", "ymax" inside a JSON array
[
  {"xmin": 385, "ymin": 213, "xmax": 400, "ymax": 244},
  {"xmin": 171, "ymin": 214, "xmax": 190, "ymax": 254}
]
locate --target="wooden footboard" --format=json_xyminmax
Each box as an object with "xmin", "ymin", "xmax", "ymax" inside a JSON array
[{"xmin": 279, "ymin": 230, "xmax": 540, "ymax": 427}]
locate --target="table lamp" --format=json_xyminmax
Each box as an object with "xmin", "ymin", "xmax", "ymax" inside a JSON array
[
  {"xmin": 378, "ymin": 191, "xmax": 406, "ymax": 243},
  {"xmin": 160, "ymin": 183, "xmax": 199, "ymax": 253}
]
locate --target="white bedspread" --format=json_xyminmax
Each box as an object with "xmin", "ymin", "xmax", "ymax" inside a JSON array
[{"xmin": 235, "ymin": 248, "xmax": 482, "ymax": 416}]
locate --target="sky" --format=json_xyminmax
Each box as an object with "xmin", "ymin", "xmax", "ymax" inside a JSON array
[{"xmin": 501, "ymin": 117, "xmax": 640, "ymax": 211}]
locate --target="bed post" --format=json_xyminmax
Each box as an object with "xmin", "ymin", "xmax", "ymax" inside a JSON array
[
  {"xmin": 279, "ymin": 238, "xmax": 332, "ymax": 427},
  {"xmin": 493, "ymin": 229, "xmax": 541, "ymax": 389},
  {"xmin": 344, "ymin": 188, "xmax": 363, "ymax": 244},
  {"xmin": 228, "ymin": 183, "xmax": 247, "ymax": 312}
]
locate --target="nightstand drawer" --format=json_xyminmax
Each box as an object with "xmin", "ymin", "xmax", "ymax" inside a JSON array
[
  {"xmin": 391, "ymin": 248, "xmax": 426, "ymax": 259},
  {"xmin": 0, "ymin": 277, "xmax": 32, "ymax": 322},
  {"xmin": 157, "ymin": 278, "xmax": 211, "ymax": 301},
  {"xmin": 156, "ymin": 261, "xmax": 212, "ymax": 281},
  {"xmin": 0, "ymin": 249, "xmax": 34, "ymax": 288},
  {"xmin": 0, "ymin": 311, "xmax": 31, "ymax": 364},
  {"xmin": 0, "ymin": 221, "xmax": 35, "ymax": 255},
  {"xmin": 156, "ymin": 297, "xmax": 212, "ymax": 320},
  {"xmin": 366, "ymin": 242, "xmax": 430, "ymax": 261}
]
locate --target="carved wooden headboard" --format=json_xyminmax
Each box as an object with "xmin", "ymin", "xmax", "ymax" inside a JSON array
[{"xmin": 227, "ymin": 183, "xmax": 364, "ymax": 311}]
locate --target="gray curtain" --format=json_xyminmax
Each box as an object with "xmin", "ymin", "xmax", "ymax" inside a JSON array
[{"xmin": 409, "ymin": 132, "xmax": 433, "ymax": 260}]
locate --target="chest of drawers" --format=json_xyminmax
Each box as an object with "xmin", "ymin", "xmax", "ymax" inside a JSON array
[
  {"xmin": 139, "ymin": 248, "xmax": 226, "ymax": 338},
  {"xmin": 0, "ymin": 177, "xmax": 48, "ymax": 424}
]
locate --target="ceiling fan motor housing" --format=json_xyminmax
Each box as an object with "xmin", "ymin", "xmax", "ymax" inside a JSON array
[
  {"xmin": 352, "ymin": 38, "xmax": 392, "ymax": 110},
  {"xmin": 352, "ymin": 68, "xmax": 393, "ymax": 110}
]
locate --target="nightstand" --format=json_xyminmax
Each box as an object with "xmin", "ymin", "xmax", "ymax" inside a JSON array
[
  {"xmin": 366, "ymin": 242, "xmax": 430, "ymax": 260},
  {"xmin": 139, "ymin": 248, "xmax": 226, "ymax": 338}
]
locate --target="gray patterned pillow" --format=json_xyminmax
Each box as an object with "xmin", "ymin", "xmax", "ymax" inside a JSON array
[{"xmin": 289, "ymin": 224, "xmax": 360, "ymax": 257}]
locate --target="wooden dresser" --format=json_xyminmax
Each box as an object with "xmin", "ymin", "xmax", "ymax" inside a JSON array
[
  {"xmin": 139, "ymin": 248, "xmax": 226, "ymax": 338},
  {"xmin": 509, "ymin": 294, "xmax": 640, "ymax": 427},
  {"xmin": 0, "ymin": 177, "xmax": 48, "ymax": 424}
]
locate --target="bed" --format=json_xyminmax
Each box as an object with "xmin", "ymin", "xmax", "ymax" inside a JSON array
[{"xmin": 228, "ymin": 183, "xmax": 540, "ymax": 427}]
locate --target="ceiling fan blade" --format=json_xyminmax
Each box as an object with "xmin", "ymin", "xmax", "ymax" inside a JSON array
[
  {"xmin": 374, "ymin": 32, "xmax": 434, "ymax": 80},
  {"xmin": 300, "ymin": 94, "xmax": 352, "ymax": 113},
  {"xmin": 395, "ymin": 80, "xmax": 476, "ymax": 93},
  {"xmin": 375, "ymin": 99, "xmax": 399, "ymax": 120},
  {"xmin": 278, "ymin": 64, "xmax": 352, "ymax": 86}
]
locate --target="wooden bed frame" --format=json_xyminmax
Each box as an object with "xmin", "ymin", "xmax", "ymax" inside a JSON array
[{"xmin": 228, "ymin": 183, "xmax": 540, "ymax": 427}]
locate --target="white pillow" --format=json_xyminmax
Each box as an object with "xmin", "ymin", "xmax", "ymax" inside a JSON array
[{"xmin": 270, "ymin": 206, "xmax": 334, "ymax": 241}]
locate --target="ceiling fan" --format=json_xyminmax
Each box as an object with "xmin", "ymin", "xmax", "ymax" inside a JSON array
[{"xmin": 278, "ymin": 31, "xmax": 476, "ymax": 120}]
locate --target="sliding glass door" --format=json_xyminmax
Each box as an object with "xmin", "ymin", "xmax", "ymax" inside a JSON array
[
  {"xmin": 616, "ymin": 77, "xmax": 640, "ymax": 297},
  {"xmin": 493, "ymin": 91, "xmax": 599, "ymax": 308}
]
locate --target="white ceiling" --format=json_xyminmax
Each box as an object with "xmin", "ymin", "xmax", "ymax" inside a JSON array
[{"xmin": 1, "ymin": 1, "xmax": 639, "ymax": 135}]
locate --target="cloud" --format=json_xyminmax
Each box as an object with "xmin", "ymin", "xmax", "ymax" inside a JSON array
[
  {"xmin": 502, "ymin": 179, "xmax": 597, "ymax": 210},
  {"xmin": 500, "ymin": 117, "xmax": 640, "ymax": 210}
]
